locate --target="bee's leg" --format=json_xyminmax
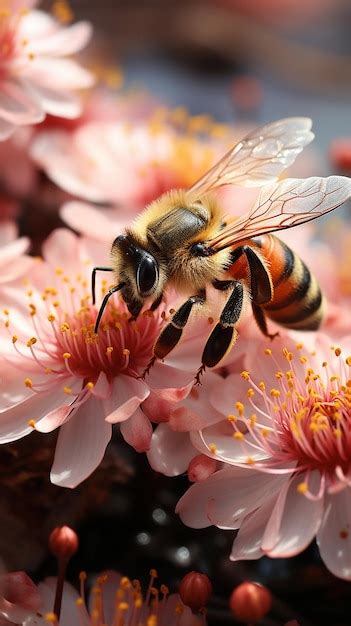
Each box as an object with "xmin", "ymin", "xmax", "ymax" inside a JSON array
[
  {"xmin": 91, "ymin": 266, "xmax": 114, "ymax": 305},
  {"xmin": 252, "ymin": 303, "xmax": 279, "ymax": 340},
  {"xmin": 150, "ymin": 293, "xmax": 164, "ymax": 312},
  {"xmin": 242, "ymin": 246, "xmax": 279, "ymax": 340},
  {"xmin": 195, "ymin": 280, "xmax": 244, "ymax": 384},
  {"xmin": 141, "ymin": 291, "xmax": 206, "ymax": 378}
]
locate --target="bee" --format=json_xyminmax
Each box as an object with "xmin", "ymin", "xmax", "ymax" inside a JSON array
[{"xmin": 92, "ymin": 117, "xmax": 351, "ymax": 381}]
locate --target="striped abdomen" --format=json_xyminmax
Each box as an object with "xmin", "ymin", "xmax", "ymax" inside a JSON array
[{"xmin": 228, "ymin": 234, "xmax": 324, "ymax": 331}]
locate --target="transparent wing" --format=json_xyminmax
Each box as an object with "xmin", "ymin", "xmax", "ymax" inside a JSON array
[
  {"xmin": 207, "ymin": 176, "xmax": 351, "ymax": 250},
  {"xmin": 187, "ymin": 117, "xmax": 314, "ymax": 198}
]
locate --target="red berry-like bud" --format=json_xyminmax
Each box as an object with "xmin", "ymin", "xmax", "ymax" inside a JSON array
[
  {"xmin": 179, "ymin": 571, "xmax": 212, "ymax": 612},
  {"xmin": 188, "ymin": 455, "xmax": 217, "ymax": 482},
  {"xmin": 229, "ymin": 582, "xmax": 272, "ymax": 623},
  {"xmin": 330, "ymin": 139, "xmax": 351, "ymax": 173},
  {"xmin": 49, "ymin": 526, "xmax": 79, "ymax": 561}
]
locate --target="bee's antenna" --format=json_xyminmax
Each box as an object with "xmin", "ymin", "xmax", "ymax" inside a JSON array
[
  {"xmin": 94, "ymin": 282, "xmax": 125, "ymax": 333},
  {"xmin": 91, "ymin": 266, "xmax": 114, "ymax": 305}
]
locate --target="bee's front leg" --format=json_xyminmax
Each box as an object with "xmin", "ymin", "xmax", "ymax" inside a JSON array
[
  {"xmin": 140, "ymin": 291, "xmax": 206, "ymax": 379},
  {"xmin": 195, "ymin": 280, "xmax": 244, "ymax": 384}
]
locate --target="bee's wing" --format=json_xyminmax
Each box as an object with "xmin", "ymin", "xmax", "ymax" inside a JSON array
[
  {"xmin": 207, "ymin": 176, "xmax": 351, "ymax": 250},
  {"xmin": 186, "ymin": 117, "xmax": 314, "ymax": 198}
]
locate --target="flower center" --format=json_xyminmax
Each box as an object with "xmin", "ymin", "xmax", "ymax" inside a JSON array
[{"xmin": 4, "ymin": 266, "xmax": 163, "ymax": 392}]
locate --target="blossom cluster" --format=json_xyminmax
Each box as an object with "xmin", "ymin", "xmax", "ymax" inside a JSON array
[{"xmin": 0, "ymin": 1, "xmax": 350, "ymax": 613}]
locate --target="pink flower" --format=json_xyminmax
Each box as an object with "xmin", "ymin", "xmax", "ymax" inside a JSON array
[
  {"xmin": 176, "ymin": 333, "xmax": 351, "ymax": 580},
  {"xmin": 0, "ymin": 0, "xmax": 93, "ymax": 140},
  {"xmin": 24, "ymin": 571, "xmax": 204, "ymax": 626},
  {"xmin": 31, "ymin": 112, "xmax": 253, "ymax": 215},
  {"xmin": 0, "ymin": 228, "xmax": 193, "ymax": 488}
]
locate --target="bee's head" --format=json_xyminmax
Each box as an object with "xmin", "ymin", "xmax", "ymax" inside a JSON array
[{"xmin": 111, "ymin": 234, "xmax": 160, "ymax": 316}]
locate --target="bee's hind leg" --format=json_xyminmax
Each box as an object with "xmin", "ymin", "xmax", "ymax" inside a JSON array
[
  {"xmin": 195, "ymin": 280, "xmax": 244, "ymax": 384},
  {"xmin": 140, "ymin": 291, "xmax": 206, "ymax": 379},
  {"xmin": 252, "ymin": 303, "xmax": 279, "ymax": 341}
]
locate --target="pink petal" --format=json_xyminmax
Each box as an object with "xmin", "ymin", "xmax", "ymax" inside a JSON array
[
  {"xmin": 0, "ymin": 119, "xmax": 15, "ymax": 140},
  {"xmin": 37, "ymin": 577, "xmax": 80, "ymax": 625},
  {"xmin": 145, "ymin": 362, "xmax": 193, "ymax": 400},
  {"xmin": 168, "ymin": 371, "xmax": 224, "ymax": 432},
  {"xmin": 0, "ymin": 221, "xmax": 17, "ymax": 246},
  {"xmin": 92, "ymin": 371, "xmax": 111, "ymax": 399},
  {"xmin": 0, "ymin": 384, "xmax": 75, "ymax": 443},
  {"xmin": 35, "ymin": 404, "xmax": 73, "ymax": 433},
  {"xmin": 176, "ymin": 467, "xmax": 286, "ymax": 529},
  {"xmin": 60, "ymin": 202, "xmax": 128, "ymax": 239},
  {"xmin": 317, "ymin": 489, "xmax": 351, "ymax": 580},
  {"xmin": 190, "ymin": 420, "xmax": 270, "ymax": 464},
  {"xmin": 51, "ymin": 397, "xmax": 112, "ymax": 488},
  {"xmin": 29, "ymin": 21, "xmax": 92, "ymax": 56},
  {"xmin": 120, "ymin": 408, "xmax": 152, "ymax": 452},
  {"xmin": 26, "ymin": 58, "xmax": 94, "ymax": 90},
  {"xmin": 28, "ymin": 84, "xmax": 81, "ymax": 118},
  {"xmin": 230, "ymin": 495, "xmax": 279, "ymax": 561},
  {"xmin": 104, "ymin": 376, "xmax": 149, "ymax": 423},
  {"xmin": 0, "ymin": 255, "xmax": 34, "ymax": 282},
  {"xmin": 147, "ymin": 423, "xmax": 197, "ymax": 476},
  {"xmin": 262, "ymin": 472, "xmax": 323, "ymax": 557},
  {"xmin": 0, "ymin": 236, "xmax": 30, "ymax": 264},
  {"xmin": 210, "ymin": 373, "xmax": 267, "ymax": 422},
  {"xmin": 42, "ymin": 227, "xmax": 80, "ymax": 270},
  {"xmin": 0, "ymin": 79, "xmax": 43, "ymax": 125}
]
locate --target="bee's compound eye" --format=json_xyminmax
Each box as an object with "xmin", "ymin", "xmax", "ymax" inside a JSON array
[{"xmin": 136, "ymin": 254, "xmax": 158, "ymax": 296}]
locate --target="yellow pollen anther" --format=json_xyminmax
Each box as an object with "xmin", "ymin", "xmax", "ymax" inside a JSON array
[
  {"xmin": 106, "ymin": 346, "xmax": 113, "ymax": 354},
  {"xmin": 28, "ymin": 419, "xmax": 36, "ymax": 428},
  {"xmin": 119, "ymin": 602, "xmax": 129, "ymax": 611},
  {"xmin": 26, "ymin": 337, "xmax": 37, "ymax": 347},
  {"xmin": 3, "ymin": 309, "xmax": 9, "ymax": 316},
  {"xmin": 227, "ymin": 414, "xmax": 237, "ymax": 422},
  {"xmin": 235, "ymin": 401, "xmax": 244, "ymax": 416},
  {"xmin": 86, "ymin": 382, "xmax": 94, "ymax": 390},
  {"xmin": 55, "ymin": 267, "xmax": 63, "ymax": 275},
  {"xmin": 335, "ymin": 348, "xmax": 342, "ymax": 356},
  {"xmin": 247, "ymin": 388, "xmax": 255, "ymax": 397},
  {"xmin": 63, "ymin": 386, "xmax": 72, "ymax": 395},
  {"xmin": 330, "ymin": 375, "xmax": 340, "ymax": 382},
  {"xmin": 208, "ymin": 443, "xmax": 217, "ymax": 454},
  {"xmin": 322, "ymin": 361, "xmax": 328, "ymax": 367},
  {"xmin": 300, "ymin": 356, "xmax": 307, "ymax": 364},
  {"xmin": 264, "ymin": 348, "xmax": 272, "ymax": 356},
  {"xmin": 241, "ymin": 370, "xmax": 250, "ymax": 380},
  {"xmin": 53, "ymin": 301, "xmax": 60, "ymax": 308},
  {"xmin": 261, "ymin": 427, "xmax": 270, "ymax": 437},
  {"xmin": 259, "ymin": 381, "xmax": 266, "ymax": 391},
  {"xmin": 63, "ymin": 352, "xmax": 71, "ymax": 359},
  {"xmin": 296, "ymin": 342, "xmax": 304, "ymax": 350},
  {"xmin": 122, "ymin": 348, "xmax": 130, "ymax": 356},
  {"xmin": 346, "ymin": 356, "xmax": 351, "ymax": 366},
  {"xmin": 333, "ymin": 428, "xmax": 342, "ymax": 438},
  {"xmin": 12, "ymin": 335, "xmax": 18, "ymax": 343},
  {"xmin": 346, "ymin": 380, "xmax": 351, "ymax": 388},
  {"xmin": 270, "ymin": 388, "xmax": 280, "ymax": 397},
  {"xmin": 45, "ymin": 613, "xmax": 58, "ymax": 624},
  {"xmin": 76, "ymin": 598, "xmax": 84, "ymax": 607},
  {"xmin": 61, "ymin": 323, "xmax": 70, "ymax": 332},
  {"xmin": 246, "ymin": 456, "xmax": 255, "ymax": 465},
  {"xmin": 275, "ymin": 371, "xmax": 283, "ymax": 379},
  {"xmin": 297, "ymin": 482, "xmax": 308, "ymax": 494},
  {"xmin": 47, "ymin": 314, "xmax": 56, "ymax": 322},
  {"xmin": 233, "ymin": 431, "xmax": 244, "ymax": 440},
  {"xmin": 282, "ymin": 348, "xmax": 293, "ymax": 361},
  {"xmin": 250, "ymin": 414, "xmax": 257, "ymax": 426}
]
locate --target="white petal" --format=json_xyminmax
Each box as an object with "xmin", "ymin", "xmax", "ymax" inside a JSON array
[
  {"xmin": 29, "ymin": 21, "xmax": 92, "ymax": 56},
  {"xmin": 50, "ymin": 397, "xmax": 112, "ymax": 488},
  {"xmin": 28, "ymin": 83, "xmax": 81, "ymax": 118},
  {"xmin": 120, "ymin": 408, "xmax": 152, "ymax": 452},
  {"xmin": 147, "ymin": 423, "xmax": 197, "ymax": 476},
  {"xmin": 317, "ymin": 488, "xmax": 351, "ymax": 580},
  {"xmin": 262, "ymin": 472, "xmax": 323, "ymax": 557},
  {"xmin": 190, "ymin": 420, "xmax": 270, "ymax": 464}
]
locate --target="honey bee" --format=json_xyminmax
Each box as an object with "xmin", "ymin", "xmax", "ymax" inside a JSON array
[{"xmin": 92, "ymin": 118, "xmax": 351, "ymax": 381}]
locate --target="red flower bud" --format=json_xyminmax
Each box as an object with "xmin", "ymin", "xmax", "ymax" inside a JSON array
[
  {"xmin": 49, "ymin": 526, "xmax": 79, "ymax": 561},
  {"xmin": 229, "ymin": 581, "xmax": 272, "ymax": 623},
  {"xmin": 188, "ymin": 455, "xmax": 217, "ymax": 482},
  {"xmin": 179, "ymin": 571, "xmax": 212, "ymax": 612},
  {"xmin": 330, "ymin": 139, "xmax": 351, "ymax": 173}
]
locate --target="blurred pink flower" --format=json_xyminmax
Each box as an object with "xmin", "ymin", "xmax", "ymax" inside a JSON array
[
  {"xmin": 24, "ymin": 571, "xmax": 204, "ymax": 626},
  {"xmin": 177, "ymin": 333, "xmax": 351, "ymax": 580},
  {"xmin": 31, "ymin": 112, "xmax": 250, "ymax": 215},
  {"xmin": 0, "ymin": 221, "xmax": 33, "ymax": 283},
  {"xmin": 0, "ymin": 0, "xmax": 94, "ymax": 140},
  {"xmin": 0, "ymin": 128, "xmax": 37, "ymax": 198},
  {"xmin": 0, "ymin": 227, "xmax": 194, "ymax": 487},
  {"xmin": 215, "ymin": 0, "xmax": 337, "ymax": 26},
  {"xmin": 0, "ymin": 570, "xmax": 41, "ymax": 624}
]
